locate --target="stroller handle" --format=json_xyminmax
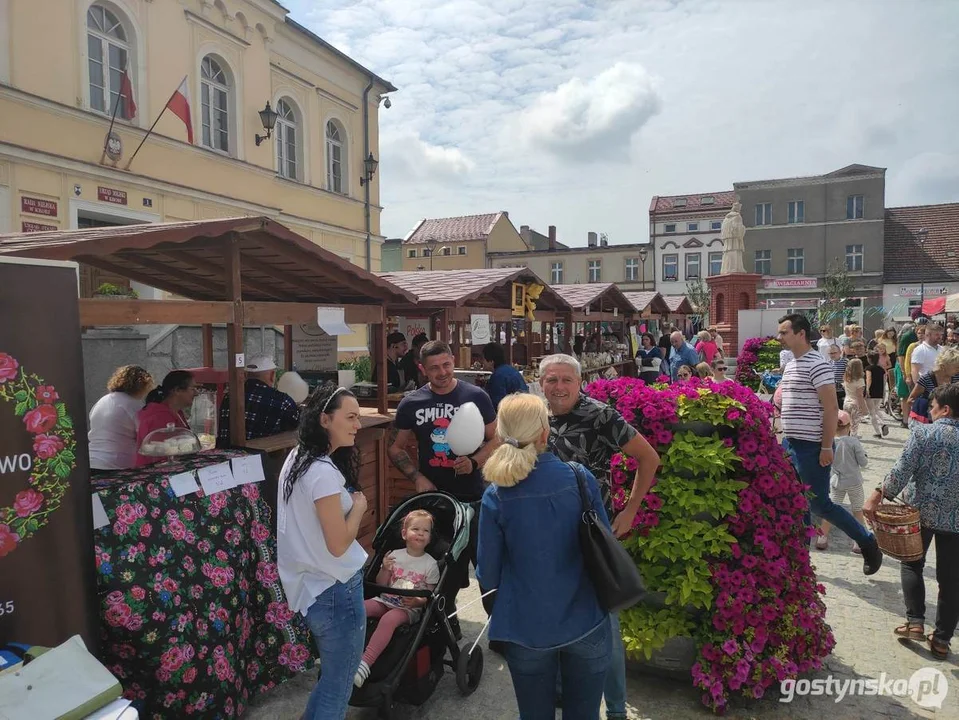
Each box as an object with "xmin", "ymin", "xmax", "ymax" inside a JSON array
[{"xmin": 365, "ymin": 583, "xmax": 432, "ymax": 598}]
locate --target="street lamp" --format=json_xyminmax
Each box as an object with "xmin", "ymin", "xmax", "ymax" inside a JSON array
[
  {"xmin": 917, "ymin": 227, "xmax": 929, "ymax": 310},
  {"xmin": 254, "ymin": 102, "xmax": 279, "ymax": 146},
  {"xmin": 359, "ymin": 152, "xmax": 379, "ymax": 186},
  {"xmin": 638, "ymin": 248, "xmax": 648, "ymax": 290}
]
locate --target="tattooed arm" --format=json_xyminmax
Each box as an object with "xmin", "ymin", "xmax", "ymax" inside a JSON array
[{"xmin": 388, "ymin": 425, "xmax": 435, "ymax": 493}]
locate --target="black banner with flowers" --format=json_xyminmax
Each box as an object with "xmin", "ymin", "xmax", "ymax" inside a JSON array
[{"xmin": 0, "ymin": 258, "xmax": 97, "ymax": 652}]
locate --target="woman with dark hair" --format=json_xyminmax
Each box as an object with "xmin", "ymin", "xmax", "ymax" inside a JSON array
[
  {"xmin": 636, "ymin": 332, "xmax": 663, "ymax": 383},
  {"xmin": 88, "ymin": 365, "xmax": 154, "ymax": 470},
  {"xmin": 134, "ymin": 370, "xmax": 196, "ymax": 466},
  {"xmin": 277, "ymin": 384, "xmax": 367, "ymax": 719},
  {"xmin": 482, "ymin": 341, "xmax": 528, "ymax": 410}
]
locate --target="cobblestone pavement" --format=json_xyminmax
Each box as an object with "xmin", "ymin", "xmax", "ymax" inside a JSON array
[{"xmin": 247, "ymin": 422, "xmax": 958, "ymax": 720}]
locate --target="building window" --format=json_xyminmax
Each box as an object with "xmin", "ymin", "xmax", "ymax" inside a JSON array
[
  {"xmin": 423, "ymin": 247, "xmax": 432, "ymax": 257},
  {"xmin": 275, "ymin": 99, "xmax": 299, "ymax": 181},
  {"xmin": 664, "ymin": 223, "xmax": 677, "ymax": 233},
  {"xmin": 710, "ymin": 220, "xmax": 722, "ymax": 231},
  {"xmin": 685, "ymin": 252, "xmax": 701, "ymax": 279},
  {"xmin": 551, "ymin": 262, "xmax": 563, "ymax": 284},
  {"xmin": 408, "ymin": 249, "xmax": 416, "ymax": 258},
  {"xmin": 847, "ymin": 195, "xmax": 864, "ymax": 219},
  {"xmin": 457, "ymin": 246, "xmax": 467, "ymax": 256},
  {"xmin": 326, "ymin": 120, "xmax": 347, "ymax": 194},
  {"xmin": 200, "ymin": 56, "xmax": 231, "ymax": 153},
  {"xmin": 663, "ymin": 254, "xmax": 678, "ymax": 281},
  {"xmin": 787, "ymin": 200, "xmax": 804, "ymax": 224},
  {"xmin": 86, "ymin": 5, "xmax": 134, "ymax": 118},
  {"xmin": 701, "ymin": 196, "xmax": 714, "ymax": 205},
  {"xmin": 846, "ymin": 244, "xmax": 863, "ymax": 271},
  {"xmin": 441, "ymin": 246, "xmax": 451, "ymax": 256},
  {"xmin": 708, "ymin": 251, "xmax": 723, "ymax": 276},
  {"xmin": 673, "ymin": 198, "xmax": 687, "ymax": 207},
  {"xmin": 787, "ymin": 248, "xmax": 804, "ymax": 275},
  {"xmin": 588, "ymin": 260, "xmax": 601, "ymax": 283},
  {"xmin": 625, "ymin": 258, "xmax": 639, "ymax": 281},
  {"xmin": 755, "ymin": 203, "xmax": 772, "ymax": 226},
  {"xmin": 687, "ymin": 222, "xmax": 699, "ymax": 232},
  {"xmin": 755, "ymin": 249, "xmax": 771, "ymax": 275}
]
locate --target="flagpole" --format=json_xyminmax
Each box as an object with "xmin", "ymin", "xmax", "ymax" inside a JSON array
[
  {"xmin": 100, "ymin": 63, "xmax": 127, "ymax": 165},
  {"xmin": 124, "ymin": 77, "xmax": 185, "ymax": 171}
]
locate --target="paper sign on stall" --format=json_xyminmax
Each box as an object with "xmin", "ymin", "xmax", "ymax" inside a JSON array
[
  {"xmin": 197, "ymin": 462, "xmax": 236, "ymax": 496},
  {"xmin": 91, "ymin": 493, "xmax": 110, "ymax": 529},
  {"xmin": 231, "ymin": 455, "xmax": 265, "ymax": 485},
  {"xmin": 317, "ymin": 306, "xmax": 353, "ymax": 336},
  {"xmin": 292, "ymin": 322, "xmax": 338, "ymax": 372},
  {"xmin": 470, "ymin": 314, "xmax": 491, "ymax": 345},
  {"xmin": 168, "ymin": 471, "xmax": 201, "ymax": 498}
]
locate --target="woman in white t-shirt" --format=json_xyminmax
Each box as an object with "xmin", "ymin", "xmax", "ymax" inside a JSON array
[
  {"xmin": 277, "ymin": 384, "xmax": 368, "ymax": 720},
  {"xmin": 87, "ymin": 365, "xmax": 154, "ymax": 471},
  {"xmin": 817, "ymin": 325, "xmax": 840, "ymax": 359}
]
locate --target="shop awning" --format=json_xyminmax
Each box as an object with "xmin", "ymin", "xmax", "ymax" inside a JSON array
[{"xmin": 922, "ymin": 297, "xmax": 947, "ymax": 316}]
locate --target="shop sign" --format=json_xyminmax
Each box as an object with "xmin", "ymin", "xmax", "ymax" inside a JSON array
[
  {"xmin": 97, "ymin": 186, "xmax": 127, "ymax": 205},
  {"xmin": 899, "ymin": 285, "xmax": 948, "ymax": 298},
  {"xmin": 763, "ymin": 277, "xmax": 818, "ymax": 289},
  {"xmin": 20, "ymin": 196, "xmax": 58, "ymax": 217},
  {"xmin": 21, "ymin": 221, "xmax": 57, "ymax": 233}
]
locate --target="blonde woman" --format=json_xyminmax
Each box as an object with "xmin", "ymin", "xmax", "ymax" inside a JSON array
[
  {"xmin": 695, "ymin": 362, "xmax": 714, "ymax": 379},
  {"xmin": 842, "ymin": 359, "xmax": 869, "ymax": 436},
  {"xmin": 477, "ymin": 394, "xmax": 612, "ymax": 719},
  {"xmin": 905, "ymin": 346, "xmax": 959, "ymax": 425},
  {"xmin": 694, "ymin": 330, "xmax": 719, "ymax": 365}
]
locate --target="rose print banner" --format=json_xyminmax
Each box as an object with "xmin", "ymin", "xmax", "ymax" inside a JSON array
[{"xmin": 0, "ymin": 258, "xmax": 98, "ymax": 651}]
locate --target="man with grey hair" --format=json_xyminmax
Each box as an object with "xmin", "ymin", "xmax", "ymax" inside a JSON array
[
  {"xmin": 667, "ymin": 330, "xmax": 699, "ymax": 382},
  {"xmin": 539, "ymin": 353, "xmax": 660, "ymax": 720}
]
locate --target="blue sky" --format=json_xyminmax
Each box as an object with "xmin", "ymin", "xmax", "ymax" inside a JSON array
[{"xmin": 283, "ymin": 0, "xmax": 959, "ymax": 246}]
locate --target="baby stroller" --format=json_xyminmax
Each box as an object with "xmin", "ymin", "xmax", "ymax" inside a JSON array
[
  {"xmin": 759, "ymin": 371, "xmax": 783, "ymax": 433},
  {"xmin": 347, "ymin": 491, "xmax": 484, "ymax": 719}
]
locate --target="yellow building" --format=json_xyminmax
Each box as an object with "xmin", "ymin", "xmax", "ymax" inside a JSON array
[
  {"xmin": 0, "ymin": 0, "xmax": 394, "ymax": 354},
  {"xmin": 401, "ymin": 212, "xmax": 529, "ymax": 271}
]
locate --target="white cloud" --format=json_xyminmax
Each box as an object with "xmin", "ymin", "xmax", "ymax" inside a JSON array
[
  {"xmin": 517, "ymin": 63, "xmax": 662, "ymax": 162},
  {"xmin": 382, "ymin": 131, "xmax": 475, "ymax": 182},
  {"xmin": 889, "ymin": 153, "xmax": 959, "ymax": 207}
]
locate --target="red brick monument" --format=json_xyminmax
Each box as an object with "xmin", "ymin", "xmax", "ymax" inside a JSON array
[{"xmin": 706, "ymin": 202, "xmax": 760, "ymax": 355}]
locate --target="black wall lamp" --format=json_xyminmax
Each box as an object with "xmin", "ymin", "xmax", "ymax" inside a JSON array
[
  {"xmin": 254, "ymin": 102, "xmax": 279, "ymax": 146},
  {"xmin": 359, "ymin": 152, "xmax": 379, "ymax": 186}
]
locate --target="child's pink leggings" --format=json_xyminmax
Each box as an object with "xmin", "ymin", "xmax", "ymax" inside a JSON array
[{"xmin": 362, "ymin": 599, "xmax": 411, "ymax": 666}]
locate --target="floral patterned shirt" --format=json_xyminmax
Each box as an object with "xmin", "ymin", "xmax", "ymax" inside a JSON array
[{"xmin": 883, "ymin": 417, "xmax": 959, "ymax": 533}]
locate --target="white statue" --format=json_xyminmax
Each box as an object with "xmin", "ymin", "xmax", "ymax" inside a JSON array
[{"xmin": 720, "ymin": 201, "xmax": 747, "ymax": 275}]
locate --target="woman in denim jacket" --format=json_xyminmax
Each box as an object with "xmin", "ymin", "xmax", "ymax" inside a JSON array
[{"xmin": 477, "ymin": 393, "xmax": 612, "ymax": 719}]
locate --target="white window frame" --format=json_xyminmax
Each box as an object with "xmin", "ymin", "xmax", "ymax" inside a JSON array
[
  {"xmin": 846, "ymin": 244, "xmax": 864, "ymax": 272},
  {"xmin": 673, "ymin": 198, "xmax": 687, "ymax": 207},
  {"xmin": 755, "ymin": 203, "xmax": 772, "ymax": 226},
  {"xmin": 664, "ymin": 223, "xmax": 677, "ymax": 233},
  {"xmin": 408, "ymin": 249, "xmax": 417, "ymax": 258},
  {"xmin": 441, "ymin": 246, "xmax": 451, "ymax": 256},
  {"xmin": 708, "ymin": 251, "xmax": 723, "ymax": 276},
  {"xmin": 787, "ymin": 200, "xmax": 804, "ymax": 224},
  {"xmin": 326, "ymin": 119, "xmax": 348, "ymax": 194},
  {"xmin": 588, "ymin": 259, "xmax": 602, "ymax": 283},
  {"xmin": 787, "ymin": 248, "xmax": 804, "ymax": 275},
  {"xmin": 457, "ymin": 246, "xmax": 467, "ymax": 256},
  {"xmin": 274, "ymin": 98, "xmax": 301, "ymax": 181},
  {"xmin": 847, "ymin": 195, "xmax": 864, "ymax": 219},
  {"xmin": 685, "ymin": 252, "xmax": 701, "ymax": 280},
  {"xmin": 687, "ymin": 222, "xmax": 699, "ymax": 232},
  {"xmin": 710, "ymin": 220, "xmax": 722, "ymax": 231},
  {"xmin": 755, "ymin": 249, "xmax": 771, "ymax": 275},
  {"xmin": 663, "ymin": 253, "xmax": 678, "ymax": 281},
  {"xmin": 550, "ymin": 261, "xmax": 564, "ymax": 284},
  {"xmin": 85, "ymin": 3, "xmax": 135, "ymax": 119},
  {"xmin": 701, "ymin": 196, "xmax": 714, "ymax": 205},
  {"xmin": 200, "ymin": 55, "xmax": 233, "ymax": 154},
  {"xmin": 625, "ymin": 257, "xmax": 639, "ymax": 281}
]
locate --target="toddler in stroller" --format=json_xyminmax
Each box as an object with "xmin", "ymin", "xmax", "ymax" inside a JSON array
[{"xmin": 347, "ymin": 491, "xmax": 485, "ymax": 719}]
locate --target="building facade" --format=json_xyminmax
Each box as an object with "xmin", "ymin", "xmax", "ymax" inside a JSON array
[
  {"xmin": 649, "ymin": 191, "xmax": 736, "ymax": 295},
  {"xmin": 734, "ymin": 164, "xmax": 886, "ymax": 332},
  {"xmin": 0, "ymin": 0, "xmax": 394, "ymax": 318},
  {"xmin": 488, "ymin": 228, "xmax": 655, "ymax": 291},
  {"xmin": 401, "ymin": 211, "xmax": 527, "ymax": 271}
]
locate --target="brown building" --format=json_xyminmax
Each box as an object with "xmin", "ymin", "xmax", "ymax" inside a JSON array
[{"xmin": 400, "ymin": 211, "xmax": 528, "ymax": 270}]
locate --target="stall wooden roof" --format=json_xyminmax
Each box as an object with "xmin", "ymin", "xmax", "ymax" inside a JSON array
[
  {"xmin": 663, "ymin": 295, "xmax": 694, "ymax": 314},
  {"xmin": 550, "ymin": 283, "xmax": 635, "ymax": 316},
  {"xmin": 623, "ymin": 291, "xmax": 671, "ymax": 315},
  {"xmin": 377, "ymin": 267, "xmax": 569, "ymax": 311},
  {"xmin": 0, "ymin": 217, "xmax": 415, "ymax": 306}
]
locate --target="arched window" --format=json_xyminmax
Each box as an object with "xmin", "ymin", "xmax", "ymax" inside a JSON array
[
  {"xmin": 200, "ymin": 55, "xmax": 231, "ymax": 153},
  {"xmin": 275, "ymin": 99, "xmax": 299, "ymax": 180},
  {"xmin": 86, "ymin": 4, "xmax": 134, "ymax": 118},
  {"xmin": 326, "ymin": 120, "xmax": 346, "ymax": 194}
]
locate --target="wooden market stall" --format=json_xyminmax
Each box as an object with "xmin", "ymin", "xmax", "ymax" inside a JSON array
[
  {"xmin": 550, "ymin": 283, "xmax": 638, "ymax": 379},
  {"xmin": 0, "ymin": 216, "xmax": 417, "ymax": 544},
  {"xmin": 663, "ymin": 294, "xmax": 695, "ymax": 335},
  {"xmin": 624, "ymin": 291, "xmax": 672, "ymax": 351}
]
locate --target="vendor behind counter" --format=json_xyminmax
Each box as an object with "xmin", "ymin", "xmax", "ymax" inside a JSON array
[{"xmin": 217, "ymin": 354, "xmax": 300, "ymax": 445}]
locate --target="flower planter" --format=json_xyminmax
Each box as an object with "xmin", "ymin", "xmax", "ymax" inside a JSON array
[
  {"xmin": 639, "ymin": 590, "xmax": 704, "ymax": 619},
  {"xmin": 670, "ymin": 420, "xmax": 736, "ymax": 439},
  {"xmin": 626, "ymin": 636, "xmax": 698, "ymax": 682}
]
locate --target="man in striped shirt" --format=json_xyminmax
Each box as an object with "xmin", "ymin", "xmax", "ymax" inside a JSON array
[{"xmin": 777, "ymin": 314, "xmax": 883, "ymax": 575}]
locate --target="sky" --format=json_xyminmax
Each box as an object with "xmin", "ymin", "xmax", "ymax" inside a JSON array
[{"xmin": 283, "ymin": 0, "xmax": 959, "ymax": 247}]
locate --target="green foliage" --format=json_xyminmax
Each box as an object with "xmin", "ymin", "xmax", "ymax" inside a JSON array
[
  {"xmin": 686, "ymin": 276, "xmax": 712, "ymax": 325},
  {"xmin": 820, "ymin": 258, "xmax": 854, "ymax": 330},
  {"xmin": 94, "ymin": 282, "xmax": 139, "ymax": 298},
  {"xmin": 676, "ymin": 392, "xmax": 745, "ymax": 426},
  {"xmin": 338, "ymin": 355, "xmax": 372, "ymax": 383},
  {"xmin": 621, "ymin": 605, "xmax": 696, "ymax": 660}
]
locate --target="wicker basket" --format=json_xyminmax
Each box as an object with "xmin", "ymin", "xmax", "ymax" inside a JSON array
[{"xmin": 869, "ymin": 503, "xmax": 924, "ymax": 562}]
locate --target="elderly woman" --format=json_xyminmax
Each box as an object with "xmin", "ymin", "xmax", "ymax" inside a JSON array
[
  {"xmin": 694, "ymin": 330, "xmax": 720, "ymax": 365},
  {"xmin": 864, "ymin": 383, "xmax": 959, "ymax": 660},
  {"xmin": 478, "ymin": 393, "xmax": 612, "ymax": 718},
  {"xmin": 88, "ymin": 365, "xmax": 154, "ymax": 471},
  {"xmin": 904, "ymin": 346, "xmax": 959, "ymax": 426}
]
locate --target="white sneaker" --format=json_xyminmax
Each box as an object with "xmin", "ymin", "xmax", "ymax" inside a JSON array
[{"xmin": 354, "ymin": 660, "xmax": 370, "ymax": 688}]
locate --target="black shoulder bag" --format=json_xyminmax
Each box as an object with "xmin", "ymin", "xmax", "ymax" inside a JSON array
[{"xmin": 567, "ymin": 462, "xmax": 647, "ymax": 613}]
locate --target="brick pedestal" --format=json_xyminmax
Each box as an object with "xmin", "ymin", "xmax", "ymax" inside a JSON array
[{"xmin": 706, "ymin": 273, "xmax": 761, "ymax": 357}]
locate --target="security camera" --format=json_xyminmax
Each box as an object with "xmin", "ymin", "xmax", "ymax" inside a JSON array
[{"xmin": 384, "ymin": 97, "xmax": 392, "ymax": 109}]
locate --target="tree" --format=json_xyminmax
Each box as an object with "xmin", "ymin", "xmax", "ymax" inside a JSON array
[
  {"xmin": 820, "ymin": 258, "xmax": 854, "ymax": 331},
  {"xmin": 687, "ymin": 276, "xmax": 712, "ymax": 326}
]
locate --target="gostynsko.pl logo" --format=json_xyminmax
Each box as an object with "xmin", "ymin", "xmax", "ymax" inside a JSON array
[{"xmin": 780, "ymin": 667, "xmax": 948, "ymax": 709}]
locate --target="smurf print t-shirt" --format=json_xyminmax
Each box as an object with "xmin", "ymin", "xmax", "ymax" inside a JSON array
[{"xmin": 394, "ymin": 381, "xmax": 495, "ymax": 501}]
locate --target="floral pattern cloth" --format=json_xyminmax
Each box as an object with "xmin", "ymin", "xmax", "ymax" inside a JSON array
[{"xmin": 92, "ymin": 450, "xmax": 316, "ymax": 718}]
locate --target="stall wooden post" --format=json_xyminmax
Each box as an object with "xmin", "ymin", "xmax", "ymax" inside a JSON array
[
  {"xmin": 440, "ymin": 309, "xmax": 451, "ymax": 344},
  {"xmin": 283, "ymin": 325, "xmax": 293, "ymax": 371},
  {"xmin": 202, "ymin": 324, "xmax": 214, "ymax": 367},
  {"xmin": 374, "ymin": 321, "xmax": 388, "ymax": 414},
  {"xmin": 225, "ymin": 235, "xmax": 246, "ymax": 446},
  {"xmin": 506, "ymin": 320, "xmax": 514, "ymax": 364}
]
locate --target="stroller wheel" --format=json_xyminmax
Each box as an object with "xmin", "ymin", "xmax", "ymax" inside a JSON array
[{"xmin": 455, "ymin": 643, "xmax": 484, "ymax": 696}]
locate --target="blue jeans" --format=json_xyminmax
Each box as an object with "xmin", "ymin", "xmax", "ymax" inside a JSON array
[
  {"xmin": 782, "ymin": 437, "xmax": 875, "ymax": 547},
  {"xmin": 303, "ymin": 570, "xmax": 366, "ymax": 720},
  {"xmin": 555, "ymin": 613, "xmax": 626, "ymax": 718},
  {"xmin": 511, "ymin": 618, "xmax": 612, "ymax": 720}
]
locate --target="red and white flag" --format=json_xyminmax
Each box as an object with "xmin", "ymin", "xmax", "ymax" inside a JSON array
[
  {"xmin": 166, "ymin": 76, "xmax": 193, "ymax": 144},
  {"xmin": 119, "ymin": 67, "xmax": 137, "ymax": 120}
]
